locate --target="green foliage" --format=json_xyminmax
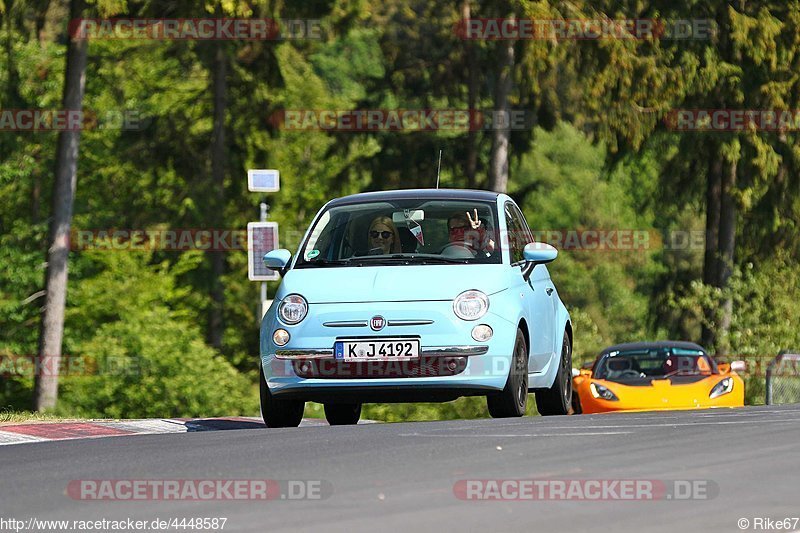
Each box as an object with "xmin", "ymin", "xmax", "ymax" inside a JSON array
[
  {"xmin": 512, "ymin": 123, "xmax": 659, "ymax": 359},
  {"xmin": 664, "ymin": 252, "xmax": 800, "ymax": 405},
  {"xmin": 2, "ymin": 1, "xmax": 800, "ymax": 419},
  {"xmin": 55, "ymin": 251, "xmax": 257, "ymax": 418}
]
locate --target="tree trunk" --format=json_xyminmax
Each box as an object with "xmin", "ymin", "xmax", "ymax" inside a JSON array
[
  {"xmin": 716, "ymin": 158, "xmax": 737, "ymax": 353},
  {"xmin": 4, "ymin": 0, "xmax": 22, "ymax": 107},
  {"xmin": 34, "ymin": 0, "xmax": 88, "ymax": 411},
  {"xmin": 701, "ymin": 154, "xmax": 721, "ymax": 348},
  {"xmin": 209, "ymin": 43, "xmax": 227, "ymax": 350},
  {"xmin": 489, "ymin": 41, "xmax": 514, "ymax": 192},
  {"xmin": 462, "ymin": 0, "xmax": 478, "ymax": 188},
  {"xmin": 488, "ymin": 39, "xmax": 514, "ymax": 193}
]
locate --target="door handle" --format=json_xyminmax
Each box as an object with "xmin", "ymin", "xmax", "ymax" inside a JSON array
[{"xmin": 546, "ymin": 287, "xmax": 554, "ymax": 296}]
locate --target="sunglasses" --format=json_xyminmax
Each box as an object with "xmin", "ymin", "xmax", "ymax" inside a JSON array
[
  {"xmin": 369, "ymin": 230, "xmax": 393, "ymax": 239},
  {"xmin": 448, "ymin": 226, "xmax": 468, "ymax": 233}
]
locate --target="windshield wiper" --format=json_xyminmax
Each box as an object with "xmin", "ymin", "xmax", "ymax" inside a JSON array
[
  {"xmin": 657, "ymin": 370, "xmax": 705, "ymax": 379},
  {"xmin": 352, "ymin": 254, "xmax": 469, "ymax": 265},
  {"xmin": 348, "ymin": 255, "xmax": 412, "ymax": 266},
  {"xmin": 301, "ymin": 258, "xmax": 351, "ymax": 267},
  {"xmin": 403, "ymin": 254, "xmax": 469, "ymax": 264}
]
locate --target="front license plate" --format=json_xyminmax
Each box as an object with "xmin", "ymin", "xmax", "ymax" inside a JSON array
[{"xmin": 334, "ymin": 339, "xmax": 420, "ymax": 361}]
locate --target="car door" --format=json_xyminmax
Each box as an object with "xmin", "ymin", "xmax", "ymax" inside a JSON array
[{"xmin": 505, "ymin": 202, "xmax": 554, "ymax": 372}]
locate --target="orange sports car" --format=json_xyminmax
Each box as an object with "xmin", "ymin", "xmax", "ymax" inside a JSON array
[{"xmin": 572, "ymin": 341, "xmax": 744, "ymax": 414}]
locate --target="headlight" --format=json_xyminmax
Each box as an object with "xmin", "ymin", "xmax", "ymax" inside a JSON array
[
  {"xmin": 453, "ymin": 290, "xmax": 489, "ymax": 321},
  {"xmin": 590, "ymin": 382, "xmax": 619, "ymax": 401},
  {"xmin": 709, "ymin": 377, "xmax": 734, "ymax": 399},
  {"xmin": 278, "ymin": 294, "xmax": 308, "ymax": 325}
]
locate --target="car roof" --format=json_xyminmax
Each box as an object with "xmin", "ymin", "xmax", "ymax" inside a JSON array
[
  {"xmin": 600, "ymin": 341, "xmax": 707, "ymax": 355},
  {"xmin": 327, "ymin": 188, "xmax": 502, "ymax": 207}
]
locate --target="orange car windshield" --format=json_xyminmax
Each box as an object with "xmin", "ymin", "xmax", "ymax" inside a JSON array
[{"xmin": 595, "ymin": 348, "xmax": 715, "ymax": 382}]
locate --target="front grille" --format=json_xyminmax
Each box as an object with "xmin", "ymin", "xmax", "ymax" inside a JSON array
[{"xmin": 292, "ymin": 356, "xmax": 467, "ymax": 379}]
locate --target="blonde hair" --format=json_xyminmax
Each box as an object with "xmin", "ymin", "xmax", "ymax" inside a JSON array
[{"xmin": 368, "ymin": 216, "xmax": 402, "ymax": 253}]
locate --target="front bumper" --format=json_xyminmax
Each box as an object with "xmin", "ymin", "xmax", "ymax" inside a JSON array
[
  {"xmin": 260, "ymin": 299, "xmax": 521, "ymax": 401},
  {"xmin": 575, "ymin": 384, "xmax": 745, "ymax": 414}
]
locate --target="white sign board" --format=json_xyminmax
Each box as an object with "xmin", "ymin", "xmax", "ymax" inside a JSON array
[
  {"xmin": 247, "ymin": 222, "xmax": 280, "ymax": 281},
  {"xmin": 247, "ymin": 169, "xmax": 280, "ymax": 192}
]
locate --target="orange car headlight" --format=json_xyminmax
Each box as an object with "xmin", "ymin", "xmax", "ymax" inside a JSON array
[
  {"xmin": 709, "ymin": 377, "xmax": 734, "ymax": 399},
  {"xmin": 590, "ymin": 382, "xmax": 619, "ymax": 401}
]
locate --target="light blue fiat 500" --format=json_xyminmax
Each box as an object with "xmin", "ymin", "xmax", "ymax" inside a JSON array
[{"xmin": 259, "ymin": 189, "xmax": 573, "ymax": 427}]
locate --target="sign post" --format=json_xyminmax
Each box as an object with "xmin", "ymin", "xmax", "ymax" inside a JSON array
[{"xmin": 246, "ymin": 169, "xmax": 280, "ymax": 320}]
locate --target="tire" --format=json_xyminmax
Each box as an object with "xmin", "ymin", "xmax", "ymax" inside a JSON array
[
  {"xmin": 487, "ymin": 329, "xmax": 528, "ymax": 418},
  {"xmin": 535, "ymin": 331, "xmax": 573, "ymax": 416},
  {"xmin": 324, "ymin": 403, "xmax": 362, "ymax": 425},
  {"xmin": 259, "ymin": 366, "xmax": 304, "ymax": 428}
]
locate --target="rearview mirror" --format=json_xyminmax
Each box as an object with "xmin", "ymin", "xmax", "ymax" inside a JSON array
[{"xmin": 392, "ymin": 209, "xmax": 425, "ymax": 224}]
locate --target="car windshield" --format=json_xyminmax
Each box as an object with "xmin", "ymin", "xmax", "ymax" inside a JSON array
[
  {"xmin": 594, "ymin": 347, "xmax": 716, "ymax": 381},
  {"xmin": 295, "ymin": 198, "xmax": 502, "ymax": 268}
]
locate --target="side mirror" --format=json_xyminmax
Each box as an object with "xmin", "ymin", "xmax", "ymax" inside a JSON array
[
  {"xmin": 263, "ymin": 249, "xmax": 292, "ymax": 277},
  {"xmin": 522, "ymin": 242, "xmax": 557, "ymax": 280}
]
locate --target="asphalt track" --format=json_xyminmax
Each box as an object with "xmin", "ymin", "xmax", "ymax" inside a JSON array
[{"xmin": 1, "ymin": 404, "xmax": 799, "ymax": 533}]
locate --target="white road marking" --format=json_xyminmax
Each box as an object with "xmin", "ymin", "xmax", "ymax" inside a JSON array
[
  {"xmin": 0, "ymin": 431, "xmax": 47, "ymax": 445},
  {"xmin": 400, "ymin": 431, "xmax": 633, "ymax": 437},
  {"xmin": 422, "ymin": 417, "xmax": 800, "ymax": 433}
]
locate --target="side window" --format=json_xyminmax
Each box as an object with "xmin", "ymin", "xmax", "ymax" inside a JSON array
[
  {"xmin": 504, "ymin": 202, "xmax": 525, "ymax": 264},
  {"xmin": 512, "ymin": 204, "xmax": 534, "ymax": 244}
]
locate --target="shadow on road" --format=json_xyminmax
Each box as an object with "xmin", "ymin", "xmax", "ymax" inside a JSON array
[{"xmin": 182, "ymin": 417, "xmax": 266, "ymax": 432}]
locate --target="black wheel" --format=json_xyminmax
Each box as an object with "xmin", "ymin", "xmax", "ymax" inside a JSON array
[
  {"xmin": 535, "ymin": 331, "xmax": 573, "ymax": 416},
  {"xmin": 487, "ymin": 329, "xmax": 528, "ymax": 418},
  {"xmin": 324, "ymin": 403, "xmax": 362, "ymax": 425},
  {"xmin": 259, "ymin": 366, "xmax": 304, "ymax": 428}
]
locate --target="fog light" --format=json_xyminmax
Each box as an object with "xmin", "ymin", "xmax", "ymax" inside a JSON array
[
  {"xmin": 471, "ymin": 324, "xmax": 493, "ymax": 342},
  {"xmin": 273, "ymin": 329, "xmax": 290, "ymax": 346},
  {"xmin": 447, "ymin": 359, "xmax": 458, "ymax": 371}
]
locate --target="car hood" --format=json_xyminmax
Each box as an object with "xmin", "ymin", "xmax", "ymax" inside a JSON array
[
  {"xmin": 589, "ymin": 376, "xmax": 722, "ymax": 405},
  {"xmin": 279, "ymin": 264, "xmax": 510, "ymax": 303},
  {"xmin": 600, "ymin": 375, "xmax": 711, "ymax": 386}
]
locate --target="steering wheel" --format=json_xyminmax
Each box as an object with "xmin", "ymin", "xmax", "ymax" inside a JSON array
[
  {"xmin": 618, "ymin": 369, "xmax": 644, "ymax": 379},
  {"xmin": 438, "ymin": 242, "xmax": 476, "ymax": 258}
]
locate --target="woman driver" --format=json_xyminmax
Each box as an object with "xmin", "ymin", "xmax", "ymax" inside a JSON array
[{"xmin": 368, "ymin": 216, "xmax": 402, "ymax": 254}]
